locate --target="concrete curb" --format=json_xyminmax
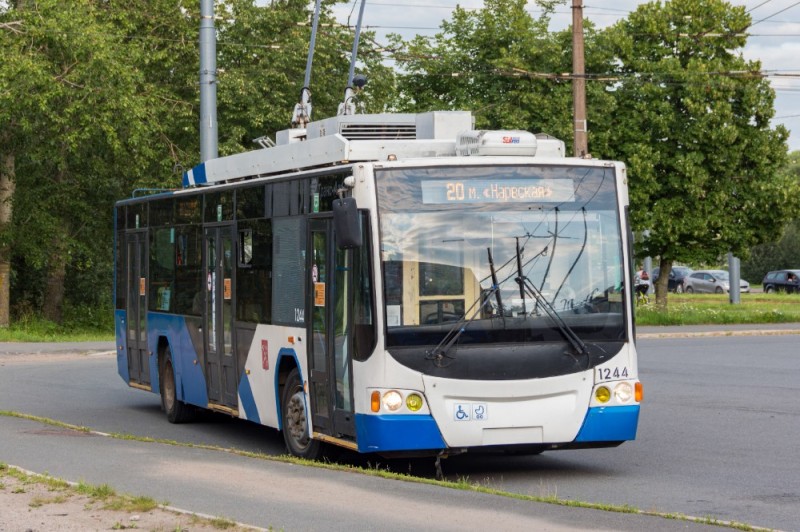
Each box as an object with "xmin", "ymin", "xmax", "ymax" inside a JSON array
[{"xmin": 637, "ymin": 328, "xmax": 800, "ymax": 339}]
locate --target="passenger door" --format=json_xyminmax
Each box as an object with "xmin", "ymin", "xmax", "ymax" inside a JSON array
[
  {"xmin": 125, "ymin": 230, "xmax": 150, "ymax": 386},
  {"xmin": 203, "ymin": 224, "xmax": 238, "ymax": 410},
  {"xmin": 307, "ymin": 218, "xmax": 356, "ymax": 440}
]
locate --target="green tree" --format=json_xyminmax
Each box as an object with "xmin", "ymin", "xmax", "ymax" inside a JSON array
[
  {"xmin": 599, "ymin": 0, "xmax": 797, "ymax": 307},
  {"xmin": 212, "ymin": 0, "xmax": 396, "ymax": 157},
  {"xmin": 0, "ymin": 0, "xmax": 397, "ymax": 326},
  {"xmin": 1, "ymin": 0, "xmax": 192, "ymax": 324},
  {"xmin": 389, "ymin": 0, "xmax": 619, "ymax": 155},
  {"xmin": 741, "ymin": 151, "xmax": 800, "ymax": 280}
]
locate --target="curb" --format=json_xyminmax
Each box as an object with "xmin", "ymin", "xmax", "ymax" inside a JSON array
[{"xmin": 637, "ymin": 328, "xmax": 800, "ymax": 339}]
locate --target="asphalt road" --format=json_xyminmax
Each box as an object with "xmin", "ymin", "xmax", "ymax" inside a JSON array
[{"xmin": 1, "ymin": 329, "xmax": 799, "ymax": 530}]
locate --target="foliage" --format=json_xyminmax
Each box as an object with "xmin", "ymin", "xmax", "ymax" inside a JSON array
[
  {"xmin": 598, "ymin": 0, "xmax": 798, "ymax": 306},
  {"xmin": 741, "ymin": 151, "xmax": 800, "ymax": 280},
  {"xmin": 0, "ymin": 0, "xmax": 395, "ymax": 327},
  {"xmin": 389, "ymin": 0, "xmax": 612, "ymax": 145}
]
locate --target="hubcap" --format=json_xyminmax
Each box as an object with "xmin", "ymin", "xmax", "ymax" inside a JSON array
[
  {"xmin": 164, "ymin": 368, "xmax": 175, "ymax": 411},
  {"xmin": 286, "ymin": 391, "xmax": 310, "ymax": 448}
]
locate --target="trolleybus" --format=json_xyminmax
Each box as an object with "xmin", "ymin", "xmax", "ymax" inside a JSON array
[{"xmin": 114, "ymin": 110, "xmax": 642, "ymax": 461}]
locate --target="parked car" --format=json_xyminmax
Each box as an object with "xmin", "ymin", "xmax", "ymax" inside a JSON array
[
  {"xmin": 652, "ymin": 266, "xmax": 693, "ymax": 293},
  {"xmin": 761, "ymin": 269, "xmax": 800, "ymax": 293},
  {"xmin": 682, "ymin": 270, "xmax": 750, "ymax": 294}
]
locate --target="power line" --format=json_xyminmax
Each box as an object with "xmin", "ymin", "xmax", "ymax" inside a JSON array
[
  {"xmin": 750, "ymin": 1, "xmax": 800, "ymax": 26},
  {"xmin": 747, "ymin": 0, "xmax": 774, "ymax": 13}
]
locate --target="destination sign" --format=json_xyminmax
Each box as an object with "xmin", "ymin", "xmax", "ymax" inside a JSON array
[{"xmin": 420, "ymin": 178, "xmax": 575, "ymax": 204}]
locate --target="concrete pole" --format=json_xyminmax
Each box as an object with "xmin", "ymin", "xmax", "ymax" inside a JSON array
[
  {"xmin": 728, "ymin": 253, "xmax": 741, "ymax": 304},
  {"xmin": 199, "ymin": 0, "xmax": 218, "ymax": 162},
  {"xmin": 572, "ymin": 0, "xmax": 588, "ymax": 157}
]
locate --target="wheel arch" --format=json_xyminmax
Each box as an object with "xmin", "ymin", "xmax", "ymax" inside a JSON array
[{"xmin": 275, "ymin": 348, "xmax": 302, "ymax": 431}]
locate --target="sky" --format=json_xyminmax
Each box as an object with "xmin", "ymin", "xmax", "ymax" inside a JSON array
[{"xmin": 327, "ymin": 0, "xmax": 800, "ymax": 152}]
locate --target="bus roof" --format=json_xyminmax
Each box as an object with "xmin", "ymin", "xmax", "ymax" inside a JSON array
[{"xmin": 182, "ymin": 111, "xmax": 567, "ymax": 188}]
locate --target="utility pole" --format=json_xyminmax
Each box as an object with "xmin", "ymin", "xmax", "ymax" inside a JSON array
[
  {"xmin": 199, "ymin": 0, "xmax": 218, "ymax": 162},
  {"xmin": 572, "ymin": 0, "xmax": 588, "ymax": 157}
]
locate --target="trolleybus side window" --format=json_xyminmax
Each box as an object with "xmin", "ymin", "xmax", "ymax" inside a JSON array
[
  {"xmin": 272, "ymin": 216, "xmax": 307, "ymax": 324},
  {"xmin": 237, "ymin": 219, "xmax": 272, "ymax": 323}
]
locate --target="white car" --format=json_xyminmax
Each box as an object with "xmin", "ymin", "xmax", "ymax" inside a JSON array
[{"xmin": 683, "ymin": 270, "xmax": 750, "ymax": 294}]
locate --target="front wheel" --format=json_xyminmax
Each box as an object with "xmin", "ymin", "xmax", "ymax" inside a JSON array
[
  {"xmin": 765, "ymin": 286, "xmax": 775, "ymax": 294},
  {"xmin": 715, "ymin": 287, "xmax": 724, "ymax": 294},
  {"xmin": 685, "ymin": 286, "xmax": 694, "ymax": 294},
  {"xmin": 281, "ymin": 368, "xmax": 324, "ymax": 460},
  {"xmin": 160, "ymin": 351, "xmax": 194, "ymax": 424}
]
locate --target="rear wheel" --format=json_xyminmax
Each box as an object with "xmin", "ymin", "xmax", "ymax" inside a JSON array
[
  {"xmin": 160, "ymin": 350, "xmax": 194, "ymax": 424},
  {"xmin": 281, "ymin": 368, "xmax": 324, "ymax": 460},
  {"xmin": 675, "ymin": 284, "xmax": 684, "ymax": 294}
]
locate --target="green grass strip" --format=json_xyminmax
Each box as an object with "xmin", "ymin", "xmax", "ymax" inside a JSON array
[{"xmin": 1, "ymin": 410, "xmax": 767, "ymax": 531}]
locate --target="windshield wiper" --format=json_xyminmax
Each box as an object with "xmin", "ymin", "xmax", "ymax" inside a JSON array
[
  {"xmin": 426, "ymin": 251, "xmax": 503, "ymax": 367},
  {"xmin": 514, "ymin": 243, "xmax": 589, "ymax": 363}
]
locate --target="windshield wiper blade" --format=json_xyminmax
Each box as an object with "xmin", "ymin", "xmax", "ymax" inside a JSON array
[
  {"xmin": 426, "ymin": 277, "xmax": 500, "ymax": 368},
  {"xmin": 514, "ymin": 245, "xmax": 589, "ymax": 362},
  {"xmin": 487, "ymin": 247, "xmax": 504, "ymax": 316}
]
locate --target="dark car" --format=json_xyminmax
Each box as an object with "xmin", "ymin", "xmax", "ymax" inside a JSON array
[
  {"xmin": 761, "ymin": 269, "xmax": 800, "ymax": 293},
  {"xmin": 652, "ymin": 266, "xmax": 693, "ymax": 293}
]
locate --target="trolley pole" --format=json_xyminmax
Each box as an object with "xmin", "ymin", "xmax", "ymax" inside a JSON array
[
  {"xmin": 199, "ymin": 0, "xmax": 219, "ymax": 162},
  {"xmin": 572, "ymin": 0, "xmax": 588, "ymax": 157}
]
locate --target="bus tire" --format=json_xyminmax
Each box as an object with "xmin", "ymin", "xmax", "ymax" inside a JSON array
[
  {"xmin": 160, "ymin": 351, "xmax": 194, "ymax": 424},
  {"xmin": 281, "ymin": 368, "xmax": 324, "ymax": 460}
]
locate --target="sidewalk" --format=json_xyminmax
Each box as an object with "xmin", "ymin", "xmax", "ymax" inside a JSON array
[
  {"xmin": 0, "ymin": 341, "xmax": 115, "ymax": 355},
  {"xmin": 636, "ymin": 322, "xmax": 800, "ymax": 338}
]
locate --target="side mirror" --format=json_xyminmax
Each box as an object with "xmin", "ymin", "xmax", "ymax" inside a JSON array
[{"xmin": 332, "ymin": 197, "xmax": 362, "ymax": 249}]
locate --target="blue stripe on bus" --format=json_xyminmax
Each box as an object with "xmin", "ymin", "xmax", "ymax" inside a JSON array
[
  {"xmin": 182, "ymin": 163, "xmax": 207, "ymax": 188},
  {"xmin": 238, "ymin": 373, "xmax": 260, "ymax": 424},
  {"xmin": 574, "ymin": 405, "xmax": 640, "ymax": 442},
  {"xmin": 147, "ymin": 313, "xmax": 208, "ymax": 407},
  {"xmin": 114, "ymin": 309, "xmax": 129, "ymax": 382},
  {"xmin": 355, "ymin": 414, "xmax": 447, "ymax": 452}
]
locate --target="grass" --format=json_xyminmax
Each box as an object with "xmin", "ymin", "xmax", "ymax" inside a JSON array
[
  {"xmin": 0, "ymin": 317, "xmax": 113, "ymax": 342},
  {"xmin": 636, "ymin": 291, "xmax": 800, "ymax": 326},
  {"xmin": 0, "ymin": 462, "xmax": 247, "ymax": 530}
]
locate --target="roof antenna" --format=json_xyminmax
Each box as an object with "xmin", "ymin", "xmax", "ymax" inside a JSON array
[
  {"xmin": 291, "ymin": 0, "xmax": 324, "ymax": 128},
  {"xmin": 338, "ymin": 0, "xmax": 368, "ymax": 116}
]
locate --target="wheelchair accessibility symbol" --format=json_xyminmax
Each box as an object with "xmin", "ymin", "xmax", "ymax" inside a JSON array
[{"xmin": 454, "ymin": 403, "xmax": 488, "ymax": 421}]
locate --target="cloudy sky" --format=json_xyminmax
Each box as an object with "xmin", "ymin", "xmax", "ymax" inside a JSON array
[{"xmin": 328, "ymin": 0, "xmax": 800, "ymax": 151}]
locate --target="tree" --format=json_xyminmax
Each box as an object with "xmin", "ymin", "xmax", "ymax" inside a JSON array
[
  {"xmin": 392, "ymin": 0, "xmax": 566, "ymax": 134},
  {"xmin": 0, "ymin": 0, "xmax": 397, "ymax": 326},
  {"xmin": 1, "ymin": 0, "xmax": 193, "ymax": 323},
  {"xmin": 741, "ymin": 151, "xmax": 800, "ymax": 281},
  {"xmin": 598, "ymin": 0, "xmax": 798, "ymax": 307}
]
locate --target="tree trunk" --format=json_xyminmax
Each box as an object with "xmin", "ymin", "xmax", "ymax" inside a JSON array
[
  {"xmin": 0, "ymin": 150, "xmax": 15, "ymax": 327},
  {"xmin": 42, "ymin": 235, "xmax": 68, "ymax": 324},
  {"xmin": 654, "ymin": 258, "xmax": 672, "ymax": 310}
]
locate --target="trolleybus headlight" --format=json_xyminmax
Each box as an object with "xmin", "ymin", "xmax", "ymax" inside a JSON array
[
  {"xmin": 382, "ymin": 390, "xmax": 403, "ymax": 412},
  {"xmin": 595, "ymin": 386, "xmax": 611, "ymax": 404},
  {"xmin": 406, "ymin": 393, "xmax": 424, "ymax": 412},
  {"xmin": 614, "ymin": 382, "xmax": 634, "ymax": 403}
]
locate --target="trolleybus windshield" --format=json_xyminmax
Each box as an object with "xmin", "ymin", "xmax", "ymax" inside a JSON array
[{"xmin": 376, "ymin": 164, "xmax": 626, "ymax": 348}]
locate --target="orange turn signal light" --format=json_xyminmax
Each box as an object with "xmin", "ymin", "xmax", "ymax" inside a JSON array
[
  {"xmin": 371, "ymin": 391, "xmax": 381, "ymax": 412},
  {"xmin": 635, "ymin": 382, "xmax": 643, "ymax": 403}
]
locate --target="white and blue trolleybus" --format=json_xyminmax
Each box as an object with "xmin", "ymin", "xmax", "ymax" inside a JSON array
[{"xmin": 114, "ymin": 110, "xmax": 642, "ymax": 462}]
